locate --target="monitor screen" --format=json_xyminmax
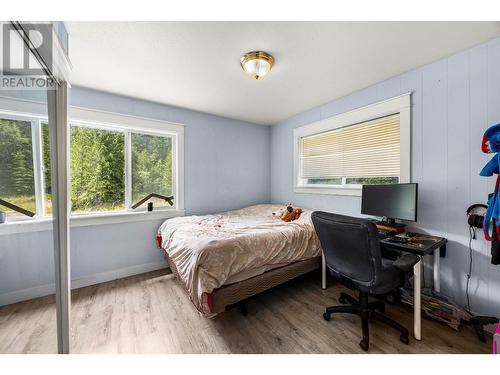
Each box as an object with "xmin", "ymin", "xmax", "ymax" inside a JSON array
[{"xmin": 361, "ymin": 183, "xmax": 418, "ymax": 222}]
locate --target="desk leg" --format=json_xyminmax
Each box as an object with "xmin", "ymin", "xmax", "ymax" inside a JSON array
[
  {"xmin": 321, "ymin": 252, "xmax": 326, "ymax": 289},
  {"xmin": 413, "ymin": 259, "xmax": 422, "ymax": 341},
  {"xmin": 433, "ymin": 248, "xmax": 441, "ymax": 293}
]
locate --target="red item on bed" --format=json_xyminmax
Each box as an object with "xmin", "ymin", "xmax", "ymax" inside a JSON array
[{"xmin": 206, "ymin": 293, "xmax": 213, "ymax": 313}]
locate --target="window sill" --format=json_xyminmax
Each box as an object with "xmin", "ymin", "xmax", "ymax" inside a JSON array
[
  {"xmin": 0, "ymin": 209, "xmax": 185, "ymax": 236},
  {"xmin": 294, "ymin": 185, "xmax": 362, "ymax": 196}
]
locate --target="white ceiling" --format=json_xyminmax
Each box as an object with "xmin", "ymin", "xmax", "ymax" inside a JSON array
[{"xmin": 66, "ymin": 22, "xmax": 500, "ymax": 125}]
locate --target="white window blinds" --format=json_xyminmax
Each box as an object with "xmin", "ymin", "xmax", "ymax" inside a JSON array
[{"xmin": 300, "ymin": 114, "xmax": 400, "ymax": 179}]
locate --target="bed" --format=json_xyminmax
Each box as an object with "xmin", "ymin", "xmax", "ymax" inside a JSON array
[{"xmin": 157, "ymin": 204, "xmax": 321, "ymax": 316}]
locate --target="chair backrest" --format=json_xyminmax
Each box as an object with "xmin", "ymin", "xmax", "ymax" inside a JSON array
[{"xmin": 311, "ymin": 211, "xmax": 382, "ymax": 288}]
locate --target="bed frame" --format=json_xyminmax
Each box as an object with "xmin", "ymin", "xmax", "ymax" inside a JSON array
[{"xmin": 164, "ymin": 252, "xmax": 321, "ymax": 314}]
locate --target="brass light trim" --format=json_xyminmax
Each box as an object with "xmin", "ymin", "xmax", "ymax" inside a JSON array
[{"xmin": 240, "ymin": 51, "xmax": 275, "ymax": 80}]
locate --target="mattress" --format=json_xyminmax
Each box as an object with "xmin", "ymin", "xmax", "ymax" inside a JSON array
[{"xmin": 157, "ymin": 204, "xmax": 321, "ymax": 315}]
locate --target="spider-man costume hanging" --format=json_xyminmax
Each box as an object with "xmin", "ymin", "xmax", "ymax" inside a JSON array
[{"xmin": 480, "ymin": 123, "xmax": 500, "ymax": 265}]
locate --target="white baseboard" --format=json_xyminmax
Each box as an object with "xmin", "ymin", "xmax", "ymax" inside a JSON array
[
  {"xmin": 0, "ymin": 261, "xmax": 167, "ymax": 307},
  {"xmin": 0, "ymin": 283, "xmax": 57, "ymax": 307}
]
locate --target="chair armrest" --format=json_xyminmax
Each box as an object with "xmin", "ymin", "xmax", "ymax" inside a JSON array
[{"xmin": 393, "ymin": 254, "xmax": 420, "ymax": 272}]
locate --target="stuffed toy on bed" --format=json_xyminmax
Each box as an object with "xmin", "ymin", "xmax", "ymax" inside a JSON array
[{"xmin": 272, "ymin": 204, "xmax": 303, "ymax": 222}]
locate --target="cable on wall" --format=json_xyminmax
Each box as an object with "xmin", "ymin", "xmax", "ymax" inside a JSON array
[{"xmin": 466, "ymin": 226, "xmax": 475, "ymax": 313}]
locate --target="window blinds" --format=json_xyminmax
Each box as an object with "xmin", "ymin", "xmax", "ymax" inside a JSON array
[{"xmin": 300, "ymin": 114, "xmax": 400, "ymax": 179}]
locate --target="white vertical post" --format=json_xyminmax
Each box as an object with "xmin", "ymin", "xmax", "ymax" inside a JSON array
[
  {"xmin": 124, "ymin": 131, "xmax": 132, "ymax": 209},
  {"xmin": 47, "ymin": 81, "xmax": 71, "ymax": 354},
  {"xmin": 413, "ymin": 259, "xmax": 422, "ymax": 341},
  {"xmin": 174, "ymin": 131, "xmax": 185, "ymax": 211},
  {"xmin": 31, "ymin": 120, "xmax": 45, "ymax": 217},
  {"xmin": 433, "ymin": 248, "xmax": 441, "ymax": 293},
  {"xmin": 321, "ymin": 252, "xmax": 327, "ymax": 289}
]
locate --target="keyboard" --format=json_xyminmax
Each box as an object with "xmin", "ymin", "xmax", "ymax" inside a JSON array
[
  {"xmin": 387, "ymin": 236, "xmax": 410, "ymax": 244},
  {"xmin": 378, "ymin": 229, "xmax": 396, "ymax": 239}
]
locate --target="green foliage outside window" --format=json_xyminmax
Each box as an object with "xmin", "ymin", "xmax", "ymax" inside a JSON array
[
  {"xmin": 41, "ymin": 123, "xmax": 52, "ymax": 214},
  {"xmin": 43, "ymin": 124, "xmax": 127, "ymax": 214},
  {"xmin": 346, "ymin": 177, "xmax": 399, "ymax": 185},
  {"xmin": 69, "ymin": 126, "xmax": 125, "ymax": 213},
  {"xmin": 132, "ymin": 133, "xmax": 172, "ymax": 208},
  {"xmin": 0, "ymin": 118, "xmax": 36, "ymax": 217},
  {"xmin": 306, "ymin": 178, "xmax": 342, "ymax": 185}
]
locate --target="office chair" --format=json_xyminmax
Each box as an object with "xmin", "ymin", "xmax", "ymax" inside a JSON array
[{"xmin": 311, "ymin": 211, "xmax": 419, "ymax": 351}]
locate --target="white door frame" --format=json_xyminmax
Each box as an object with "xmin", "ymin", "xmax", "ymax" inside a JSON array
[
  {"xmin": 47, "ymin": 81, "xmax": 71, "ymax": 354},
  {"xmin": 11, "ymin": 21, "xmax": 72, "ymax": 354}
]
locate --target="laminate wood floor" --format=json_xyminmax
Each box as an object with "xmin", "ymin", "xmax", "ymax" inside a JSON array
[{"xmin": 0, "ymin": 269, "xmax": 491, "ymax": 354}]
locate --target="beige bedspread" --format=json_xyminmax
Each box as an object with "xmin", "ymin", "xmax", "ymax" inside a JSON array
[{"xmin": 157, "ymin": 204, "xmax": 321, "ymax": 315}]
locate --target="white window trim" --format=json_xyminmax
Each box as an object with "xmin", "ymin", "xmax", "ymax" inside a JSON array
[
  {"xmin": 0, "ymin": 96, "xmax": 185, "ymax": 229},
  {"xmin": 0, "ymin": 209, "xmax": 185, "ymax": 235},
  {"xmin": 69, "ymin": 107, "xmax": 185, "ymax": 213},
  {"xmin": 293, "ymin": 93, "xmax": 412, "ymax": 196}
]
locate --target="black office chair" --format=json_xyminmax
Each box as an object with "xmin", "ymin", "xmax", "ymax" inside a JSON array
[{"xmin": 311, "ymin": 211, "xmax": 419, "ymax": 351}]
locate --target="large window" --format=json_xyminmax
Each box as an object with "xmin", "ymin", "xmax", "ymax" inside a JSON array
[
  {"xmin": 294, "ymin": 94, "xmax": 411, "ymax": 196},
  {"xmin": 0, "ymin": 108, "xmax": 183, "ymax": 220}
]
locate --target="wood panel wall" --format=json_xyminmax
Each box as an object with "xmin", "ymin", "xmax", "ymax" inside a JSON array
[{"xmin": 270, "ymin": 37, "xmax": 500, "ymax": 317}]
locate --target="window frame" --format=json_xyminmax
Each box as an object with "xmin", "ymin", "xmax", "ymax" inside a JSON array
[
  {"xmin": 68, "ymin": 107, "xmax": 184, "ymax": 214},
  {"xmin": 127, "ymin": 130, "xmax": 176, "ymax": 212},
  {"xmin": 0, "ymin": 111, "xmax": 45, "ymax": 221},
  {"xmin": 293, "ymin": 93, "xmax": 411, "ymax": 196},
  {"xmin": 0, "ymin": 97, "xmax": 184, "ymax": 226}
]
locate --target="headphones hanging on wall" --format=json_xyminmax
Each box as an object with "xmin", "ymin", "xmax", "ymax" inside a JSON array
[{"xmin": 466, "ymin": 203, "xmax": 488, "ymax": 230}]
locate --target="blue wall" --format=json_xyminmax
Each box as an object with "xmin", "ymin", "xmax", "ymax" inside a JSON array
[
  {"xmin": 0, "ymin": 86, "xmax": 270, "ymax": 305},
  {"xmin": 270, "ymin": 37, "xmax": 500, "ymax": 317}
]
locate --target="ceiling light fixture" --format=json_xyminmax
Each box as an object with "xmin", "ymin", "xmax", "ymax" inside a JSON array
[{"xmin": 240, "ymin": 51, "xmax": 274, "ymax": 80}]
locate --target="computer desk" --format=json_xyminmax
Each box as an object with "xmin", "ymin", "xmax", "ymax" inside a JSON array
[{"xmin": 321, "ymin": 233, "xmax": 447, "ymax": 341}]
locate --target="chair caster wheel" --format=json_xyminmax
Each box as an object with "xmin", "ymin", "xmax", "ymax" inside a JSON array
[
  {"xmin": 240, "ymin": 306, "xmax": 248, "ymax": 316},
  {"xmin": 385, "ymin": 291, "xmax": 401, "ymax": 305},
  {"xmin": 339, "ymin": 296, "xmax": 347, "ymax": 304},
  {"xmin": 400, "ymin": 334, "xmax": 409, "ymax": 345},
  {"xmin": 359, "ymin": 339, "xmax": 369, "ymax": 351},
  {"xmin": 323, "ymin": 312, "xmax": 331, "ymax": 321}
]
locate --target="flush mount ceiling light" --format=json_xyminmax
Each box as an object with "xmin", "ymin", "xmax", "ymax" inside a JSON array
[{"xmin": 240, "ymin": 51, "xmax": 274, "ymax": 80}]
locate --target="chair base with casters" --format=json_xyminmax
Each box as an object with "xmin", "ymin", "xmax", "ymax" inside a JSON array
[{"xmin": 323, "ymin": 290, "xmax": 409, "ymax": 351}]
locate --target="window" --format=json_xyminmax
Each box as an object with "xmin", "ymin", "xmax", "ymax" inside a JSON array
[
  {"xmin": 131, "ymin": 133, "xmax": 173, "ymax": 209},
  {"xmin": 0, "ymin": 117, "xmax": 36, "ymax": 218},
  {"xmin": 0, "ymin": 107, "xmax": 184, "ymax": 221},
  {"xmin": 300, "ymin": 114, "xmax": 401, "ymax": 185},
  {"xmin": 41, "ymin": 123, "xmax": 52, "ymax": 214},
  {"xmin": 70, "ymin": 125, "xmax": 125, "ymax": 214},
  {"xmin": 294, "ymin": 94, "xmax": 411, "ymax": 196}
]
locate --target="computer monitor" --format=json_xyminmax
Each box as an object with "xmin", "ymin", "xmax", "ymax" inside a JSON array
[{"xmin": 361, "ymin": 183, "xmax": 418, "ymax": 224}]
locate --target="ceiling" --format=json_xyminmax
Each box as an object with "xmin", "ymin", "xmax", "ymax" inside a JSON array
[{"xmin": 66, "ymin": 22, "xmax": 500, "ymax": 125}]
